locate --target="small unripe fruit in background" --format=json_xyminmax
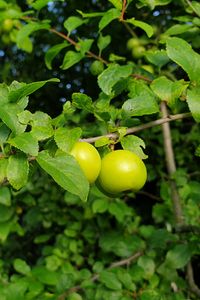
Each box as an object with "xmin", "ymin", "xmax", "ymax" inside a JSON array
[
  {"xmin": 127, "ymin": 38, "xmax": 140, "ymax": 50},
  {"xmin": 2, "ymin": 19, "xmax": 13, "ymax": 32},
  {"xmin": 132, "ymin": 45, "xmax": 146, "ymax": 58},
  {"xmin": 90, "ymin": 60, "xmax": 104, "ymax": 76},
  {"xmin": 1, "ymin": 34, "xmax": 11, "ymax": 45}
]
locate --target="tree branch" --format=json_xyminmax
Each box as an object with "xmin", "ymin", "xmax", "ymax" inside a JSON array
[
  {"xmin": 80, "ymin": 112, "xmax": 191, "ymax": 143},
  {"xmin": 161, "ymin": 102, "xmax": 200, "ymax": 298},
  {"xmin": 49, "ymin": 28, "xmax": 109, "ymax": 65},
  {"xmin": 58, "ymin": 251, "xmax": 143, "ymax": 300},
  {"xmin": 119, "ymin": 0, "xmax": 127, "ymax": 21},
  {"xmin": 187, "ymin": 262, "xmax": 200, "ymax": 297},
  {"xmin": 160, "ymin": 102, "xmax": 184, "ymax": 225}
]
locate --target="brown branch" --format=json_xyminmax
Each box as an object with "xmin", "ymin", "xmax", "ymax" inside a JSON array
[
  {"xmin": 49, "ymin": 28, "xmax": 109, "ymax": 65},
  {"xmin": 80, "ymin": 112, "xmax": 191, "ymax": 144},
  {"xmin": 175, "ymin": 225, "xmax": 200, "ymax": 234},
  {"xmin": 187, "ymin": 262, "xmax": 200, "ymax": 297},
  {"xmin": 58, "ymin": 251, "xmax": 143, "ymax": 300},
  {"xmin": 161, "ymin": 102, "xmax": 184, "ymax": 225},
  {"xmin": 160, "ymin": 102, "xmax": 200, "ymax": 298},
  {"xmin": 119, "ymin": 0, "xmax": 127, "ymax": 21},
  {"xmin": 131, "ymin": 73, "xmax": 152, "ymax": 82}
]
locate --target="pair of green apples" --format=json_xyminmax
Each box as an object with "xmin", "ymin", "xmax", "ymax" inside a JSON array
[{"xmin": 70, "ymin": 142, "xmax": 147, "ymax": 194}]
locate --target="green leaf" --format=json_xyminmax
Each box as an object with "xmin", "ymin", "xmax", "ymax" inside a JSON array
[
  {"xmin": 108, "ymin": 201, "xmax": 132, "ymax": 222},
  {"xmin": 76, "ymin": 39, "xmax": 94, "ymax": 55},
  {"xmin": 99, "ymin": 8, "xmax": 121, "ymax": 31},
  {"xmin": 31, "ymin": 111, "xmax": 53, "ymax": 140},
  {"xmin": 0, "ymin": 124, "xmax": 10, "ymax": 146},
  {"xmin": 36, "ymin": 151, "xmax": 89, "ymax": 202},
  {"xmin": 191, "ymin": 1, "xmax": 200, "ymax": 17},
  {"xmin": 7, "ymin": 153, "xmax": 29, "ymax": 190},
  {"xmin": 186, "ymin": 87, "xmax": 200, "ymax": 122},
  {"xmin": 0, "ymin": 187, "xmax": 11, "ymax": 206},
  {"xmin": 92, "ymin": 198, "xmax": 109, "ymax": 213},
  {"xmin": 77, "ymin": 10, "xmax": 104, "ymax": 18},
  {"xmin": 31, "ymin": 0, "xmax": 60, "ymax": 10},
  {"xmin": 151, "ymin": 76, "xmax": 188, "ymax": 109},
  {"xmin": 145, "ymin": 50, "xmax": 169, "ymax": 68},
  {"xmin": 54, "ymin": 127, "xmax": 82, "ymax": 152},
  {"xmin": 8, "ymin": 78, "xmax": 59, "ymax": 102},
  {"xmin": 121, "ymin": 135, "xmax": 148, "ymax": 159},
  {"xmin": 108, "ymin": 0, "xmax": 122, "ymax": 9},
  {"xmin": 100, "ymin": 232, "xmax": 144, "ymax": 257},
  {"xmin": 60, "ymin": 51, "xmax": 83, "ymax": 70},
  {"xmin": 0, "ymin": 205, "xmax": 14, "ymax": 223},
  {"xmin": 0, "ymin": 103, "xmax": 26, "ymax": 135},
  {"xmin": 17, "ymin": 110, "xmax": 33, "ymax": 125},
  {"xmin": 138, "ymin": 256, "xmax": 155, "ymax": 279},
  {"xmin": 140, "ymin": 289, "xmax": 161, "ymax": 300},
  {"xmin": 64, "ymin": 16, "xmax": 87, "ymax": 35},
  {"xmin": 0, "ymin": 159, "xmax": 8, "ymax": 184},
  {"xmin": 99, "ymin": 271, "xmax": 122, "ymax": 290},
  {"xmin": 97, "ymin": 34, "xmax": 111, "ymax": 54},
  {"xmin": 32, "ymin": 266, "xmax": 59, "ymax": 285},
  {"xmin": 0, "ymin": 83, "xmax": 9, "ymax": 105},
  {"xmin": 122, "ymin": 80, "xmax": 159, "ymax": 116},
  {"xmin": 72, "ymin": 93, "xmax": 94, "ymax": 112},
  {"xmin": 137, "ymin": 0, "xmax": 172, "ymax": 10},
  {"xmin": 45, "ymin": 42, "xmax": 69, "ymax": 70},
  {"xmin": 17, "ymin": 22, "xmax": 50, "ymax": 52},
  {"xmin": 126, "ymin": 18, "xmax": 154, "ymax": 37},
  {"xmin": 95, "ymin": 136, "xmax": 112, "ymax": 147},
  {"xmin": 0, "ymin": 220, "xmax": 13, "ymax": 243},
  {"xmin": 165, "ymin": 24, "xmax": 193, "ymax": 36},
  {"xmin": 166, "ymin": 37, "xmax": 200, "ymax": 85},
  {"xmin": 13, "ymin": 258, "xmax": 31, "ymax": 275},
  {"xmin": 9, "ymin": 132, "xmax": 39, "ymax": 156},
  {"xmin": 166, "ymin": 244, "xmax": 191, "ymax": 269},
  {"xmin": 98, "ymin": 64, "xmax": 132, "ymax": 95}
]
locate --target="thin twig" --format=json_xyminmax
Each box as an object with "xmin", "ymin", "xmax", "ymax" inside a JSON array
[
  {"xmin": 80, "ymin": 112, "xmax": 191, "ymax": 144},
  {"xmin": 187, "ymin": 262, "xmax": 200, "ymax": 297},
  {"xmin": 132, "ymin": 73, "xmax": 152, "ymax": 82},
  {"xmin": 161, "ymin": 102, "xmax": 200, "ymax": 297},
  {"xmin": 49, "ymin": 28, "xmax": 109, "ymax": 65},
  {"xmin": 175, "ymin": 225, "xmax": 200, "ymax": 234},
  {"xmin": 58, "ymin": 251, "xmax": 143, "ymax": 300},
  {"xmin": 161, "ymin": 102, "xmax": 184, "ymax": 225},
  {"xmin": 119, "ymin": 0, "xmax": 127, "ymax": 21},
  {"xmin": 123, "ymin": 22, "xmax": 138, "ymax": 37},
  {"xmin": 185, "ymin": 0, "xmax": 200, "ymax": 16}
]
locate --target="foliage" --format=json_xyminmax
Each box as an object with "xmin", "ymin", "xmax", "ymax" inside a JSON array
[{"xmin": 0, "ymin": 0, "xmax": 200, "ymax": 299}]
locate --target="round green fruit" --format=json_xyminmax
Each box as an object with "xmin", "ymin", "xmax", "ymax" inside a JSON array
[
  {"xmin": 132, "ymin": 46, "xmax": 146, "ymax": 58},
  {"xmin": 90, "ymin": 60, "xmax": 104, "ymax": 76},
  {"xmin": 127, "ymin": 38, "xmax": 140, "ymax": 50},
  {"xmin": 98, "ymin": 150, "xmax": 147, "ymax": 194},
  {"xmin": 70, "ymin": 142, "xmax": 101, "ymax": 184},
  {"xmin": 2, "ymin": 19, "xmax": 13, "ymax": 32}
]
